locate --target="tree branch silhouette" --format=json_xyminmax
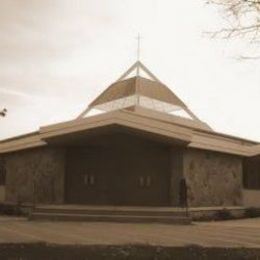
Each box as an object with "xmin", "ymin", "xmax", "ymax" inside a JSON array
[
  {"xmin": 207, "ymin": 0, "xmax": 260, "ymax": 58},
  {"xmin": 0, "ymin": 108, "xmax": 7, "ymax": 117}
]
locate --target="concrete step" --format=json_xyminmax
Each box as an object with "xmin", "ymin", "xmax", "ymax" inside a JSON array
[
  {"xmin": 32, "ymin": 207, "xmax": 186, "ymax": 217},
  {"xmin": 29, "ymin": 212, "xmax": 191, "ymax": 224}
]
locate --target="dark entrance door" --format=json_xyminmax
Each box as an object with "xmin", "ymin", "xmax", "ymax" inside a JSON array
[
  {"xmin": 122, "ymin": 145, "xmax": 171, "ymax": 206},
  {"xmin": 65, "ymin": 135, "xmax": 171, "ymax": 206}
]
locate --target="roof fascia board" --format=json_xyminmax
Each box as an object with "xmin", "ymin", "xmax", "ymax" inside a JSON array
[
  {"xmin": 0, "ymin": 131, "xmax": 39, "ymax": 144},
  {"xmin": 40, "ymin": 111, "xmax": 192, "ymax": 143},
  {"xmin": 40, "ymin": 111, "xmax": 118, "ymax": 134},
  {"xmin": 189, "ymin": 133, "xmax": 252, "ymax": 156},
  {"xmin": 41, "ymin": 118, "xmax": 118, "ymax": 140},
  {"xmin": 193, "ymin": 131, "xmax": 257, "ymax": 147},
  {"xmin": 189, "ymin": 142, "xmax": 250, "ymax": 157},
  {"xmin": 249, "ymin": 144, "xmax": 260, "ymax": 156},
  {"xmin": 114, "ymin": 114, "xmax": 192, "ymax": 143},
  {"xmin": 0, "ymin": 134, "xmax": 46, "ymax": 154}
]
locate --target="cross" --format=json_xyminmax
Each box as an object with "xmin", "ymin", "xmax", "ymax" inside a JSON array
[
  {"xmin": 136, "ymin": 33, "xmax": 142, "ymax": 61},
  {"xmin": 136, "ymin": 33, "xmax": 142, "ymax": 76}
]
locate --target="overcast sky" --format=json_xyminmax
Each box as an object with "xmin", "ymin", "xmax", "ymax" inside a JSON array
[{"xmin": 0, "ymin": 0, "xmax": 260, "ymax": 141}]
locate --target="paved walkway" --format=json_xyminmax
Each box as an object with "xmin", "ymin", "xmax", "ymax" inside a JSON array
[{"xmin": 0, "ymin": 216, "xmax": 260, "ymax": 248}]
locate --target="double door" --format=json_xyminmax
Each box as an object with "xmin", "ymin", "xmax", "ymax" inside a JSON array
[{"xmin": 66, "ymin": 146, "xmax": 170, "ymax": 206}]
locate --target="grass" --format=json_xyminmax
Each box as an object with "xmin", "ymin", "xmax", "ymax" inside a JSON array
[
  {"xmin": 0, "ymin": 243, "xmax": 260, "ymax": 259},
  {"xmin": 0, "ymin": 203, "xmax": 21, "ymax": 216}
]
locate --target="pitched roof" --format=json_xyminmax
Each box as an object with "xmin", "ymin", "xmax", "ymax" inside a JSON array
[
  {"xmin": 0, "ymin": 60, "xmax": 259, "ymax": 156},
  {"xmin": 78, "ymin": 61, "xmax": 201, "ymax": 122},
  {"xmin": 88, "ymin": 76, "xmax": 187, "ymax": 109}
]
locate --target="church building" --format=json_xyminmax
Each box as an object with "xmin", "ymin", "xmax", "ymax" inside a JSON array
[{"xmin": 0, "ymin": 61, "xmax": 260, "ymax": 209}]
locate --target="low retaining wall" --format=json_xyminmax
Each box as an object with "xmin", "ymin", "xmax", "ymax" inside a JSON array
[{"xmin": 189, "ymin": 207, "xmax": 247, "ymax": 221}]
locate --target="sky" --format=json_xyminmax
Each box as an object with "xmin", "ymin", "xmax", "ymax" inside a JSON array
[{"xmin": 0, "ymin": 0, "xmax": 260, "ymax": 141}]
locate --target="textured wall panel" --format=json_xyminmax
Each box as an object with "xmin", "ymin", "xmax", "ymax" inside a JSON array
[{"xmin": 184, "ymin": 148, "xmax": 243, "ymax": 207}]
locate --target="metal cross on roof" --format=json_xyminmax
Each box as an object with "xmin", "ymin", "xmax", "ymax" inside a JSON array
[
  {"xmin": 136, "ymin": 33, "xmax": 142, "ymax": 62},
  {"xmin": 136, "ymin": 34, "xmax": 143, "ymax": 76}
]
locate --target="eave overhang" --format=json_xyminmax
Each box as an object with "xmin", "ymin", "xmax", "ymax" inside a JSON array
[
  {"xmin": 249, "ymin": 144, "xmax": 260, "ymax": 157},
  {"xmin": 189, "ymin": 132, "xmax": 254, "ymax": 157},
  {"xmin": 40, "ymin": 110, "xmax": 193, "ymax": 145},
  {"xmin": 0, "ymin": 109, "xmax": 258, "ymax": 157},
  {"xmin": 0, "ymin": 133, "xmax": 46, "ymax": 154}
]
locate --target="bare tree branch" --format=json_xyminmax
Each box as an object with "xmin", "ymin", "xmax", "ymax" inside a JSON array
[
  {"xmin": 208, "ymin": 0, "xmax": 260, "ymax": 41},
  {"xmin": 207, "ymin": 0, "xmax": 260, "ymax": 59},
  {"xmin": 0, "ymin": 108, "xmax": 7, "ymax": 117}
]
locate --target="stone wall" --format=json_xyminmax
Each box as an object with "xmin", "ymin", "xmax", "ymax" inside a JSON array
[
  {"xmin": 183, "ymin": 148, "xmax": 243, "ymax": 207},
  {"xmin": 4, "ymin": 147, "xmax": 65, "ymax": 204}
]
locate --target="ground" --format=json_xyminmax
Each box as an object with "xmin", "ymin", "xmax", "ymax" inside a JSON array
[
  {"xmin": 0, "ymin": 216, "xmax": 260, "ymax": 247},
  {"xmin": 1, "ymin": 217, "xmax": 260, "ymax": 259}
]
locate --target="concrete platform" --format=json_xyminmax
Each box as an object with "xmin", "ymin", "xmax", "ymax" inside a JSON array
[
  {"xmin": 29, "ymin": 205, "xmax": 191, "ymax": 224},
  {"xmin": 27, "ymin": 204, "xmax": 248, "ymax": 222}
]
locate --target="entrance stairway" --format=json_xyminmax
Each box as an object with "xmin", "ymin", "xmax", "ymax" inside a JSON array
[{"xmin": 29, "ymin": 205, "xmax": 192, "ymax": 225}]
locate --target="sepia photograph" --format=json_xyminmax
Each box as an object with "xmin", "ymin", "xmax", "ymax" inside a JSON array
[{"xmin": 0, "ymin": 0, "xmax": 260, "ymax": 259}]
